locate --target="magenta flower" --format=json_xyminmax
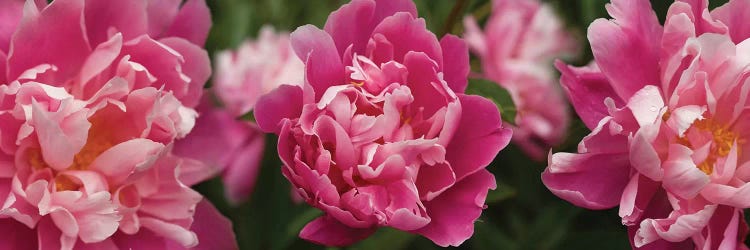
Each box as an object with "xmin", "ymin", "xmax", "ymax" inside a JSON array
[
  {"xmin": 543, "ymin": 0, "xmax": 750, "ymax": 248},
  {"xmin": 0, "ymin": 0, "xmax": 236, "ymax": 249},
  {"xmin": 254, "ymin": 0, "xmax": 512, "ymax": 247},
  {"xmin": 463, "ymin": 0, "xmax": 577, "ymax": 160}
]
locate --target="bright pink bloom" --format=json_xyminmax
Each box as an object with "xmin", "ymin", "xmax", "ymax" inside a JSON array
[
  {"xmin": 214, "ymin": 26, "xmax": 304, "ymax": 117},
  {"xmin": 255, "ymin": 0, "xmax": 512, "ymax": 247},
  {"xmin": 543, "ymin": 0, "xmax": 750, "ymax": 248},
  {"xmin": 0, "ymin": 0, "xmax": 236, "ymax": 249},
  {"xmin": 463, "ymin": 0, "xmax": 577, "ymax": 160},
  {"xmin": 173, "ymin": 96, "xmax": 265, "ymax": 205}
]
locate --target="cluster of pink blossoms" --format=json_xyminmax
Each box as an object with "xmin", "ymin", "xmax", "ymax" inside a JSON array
[
  {"xmin": 464, "ymin": 0, "xmax": 577, "ymax": 160},
  {"xmin": 0, "ymin": 0, "xmax": 236, "ymax": 249},
  {"xmin": 174, "ymin": 26, "xmax": 304, "ymax": 205},
  {"xmin": 254, "ymin": 0, "xmax": 512, "ymax": 247},
  {"xmin": 544, "ymin": 0, "xmax": 750, "ymax": 248}
]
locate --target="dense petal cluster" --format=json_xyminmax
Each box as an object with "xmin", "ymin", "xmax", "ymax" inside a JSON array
[
  {"xmin": 543, "ymin": 0, "xmax": 750, "ymax": 248},
  {"xmin": 464, "ymin": 0, "xmax": 577, "ymax": 159},
  {"xmin": 254, "ymin": 0, "xmax": 512, "ymax": 247},
  {"xmin": 0, "ymin": 0, "xmax": 235, "ymax": 249}
]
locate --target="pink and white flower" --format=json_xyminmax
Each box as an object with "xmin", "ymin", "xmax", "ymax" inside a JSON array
[
  {"xmin": 255, "ymin": 0, "xmax": 512, "ymax": 247},
  {"xmin": 464, "ymin": 0, "xmax": 577, "ymax": 160},
  {"xmin": 0, "ymin": 0, "xmax": 236, "ymax": 249},
  {"xmin": 543, "ymin": 0, "xmax": 750, "ymax": 248}
]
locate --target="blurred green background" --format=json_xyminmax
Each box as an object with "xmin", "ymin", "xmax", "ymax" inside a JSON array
[{"xmin": 194, "ymin": 0, "xmax": 732, "ymax": 249}]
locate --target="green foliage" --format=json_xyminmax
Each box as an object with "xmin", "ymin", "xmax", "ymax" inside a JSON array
[{"xmin": 466, "ymin": 78, "xmax": 518, "ymax": 126}]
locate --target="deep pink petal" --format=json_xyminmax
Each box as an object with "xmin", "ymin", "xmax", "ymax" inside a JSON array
[
  {"xmin": 0, "ymin": 218, "xmax": 37, "ymax": 249},
  {"xmin": 8, "ymin": 0, "xmax": 92, "ymax": 82},
  {"xmin": 299, "ymin": 215, "xmax": 376, "ymax": 247},
  {"xmin": 413, "ymin": 170, "xmax": 495, "ymax": 247},
  {"xmin": 372, "ymin": 12, "xmax": 442, "ymax": 66},
  {"xmin": 713, "ymin": 0, "xmax": 750, "ymax": 44},
  {"xmin": 324, "ymin": 0, "xmax": 416, "ymax": 56},
  {"xmin": 163, "ymin": 0, "xmax": 211, "ymax": 46},
  {"xmin": 446, "ymin": 94, "xmax": 511, "ymax": 181},
  {"xmin": 439, "ymin": 35, "xmax": 469, "ymax": 93},
  {"xmin": 0, "ymin": 0, "xmax": 24, "ymax": 54},
  {"xmin": 556, "ymin": 61, "xmax": 623, "ymax": 129},
  {"xmin": 188, "ymin": 199, "xmax": 239, "ymax": 250},
  {"xmin": 542, "ymin": 152, "xmax": 631, "ymax": 209},
  {"xmin": 255, "ymin": 84, "xmax": 304, "ymax": 133},
  {"xmin": 588, "ymin": 0, "xmax": 662, "ymax": 100},
  {"xmin": 290, "ymin": 25, "xmax": 346, "ymax": 100},
  {"xmin": 159, "ymin": 37, "xmax": 211, "ymax": 108},
  {"xmin": 83, "ymin": 0, "xmax": 148, "ymax": 46}
]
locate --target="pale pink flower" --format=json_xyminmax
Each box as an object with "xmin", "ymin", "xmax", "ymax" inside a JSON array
[
  {"xmin": 543, "ymin": 0, "xmax": 750, "ymax": 248},
  {"xmin": 0, "ymin": 0, "xmax": 236, "ymax": 249},
  {"xmin": 463, "ymin": 0, "xmax": 577, "ymax": 160},
  {"xmin": 214, "ymin": 26, "xmax": 304, "ymax": 117},
  {"xmin": 173, "ymin": 96, "xmax": 265, "ymax": 205},
  {"xmin": 254, "ymin": 0, "xmax": 512, "ymax": 247},
  {"xmin": 176, "ymin": 26, "xmax": 303, "ymax": 205}
]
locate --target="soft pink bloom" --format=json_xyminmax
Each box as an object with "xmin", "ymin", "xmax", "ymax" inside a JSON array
[
  {"xmin": 254, "ymin": 0, "xmax": 512, "ymax": 247},
  {"xmin": 543, "ymin": 0, "xmax": 750, "ymax": 248},
  {"xmin": 0, "ymin": 0, "xmax": 236, "ymax": 249},
  {"xmin": 463, "ymin": 0, "xmax": 577, "ymax": 160},
  {"xmin": 214, "ymin": 26, "xmax": 304, "ymax": 117},
  {"xmin": 173, "ymin": 96, "xmax": 265, "ymax": 205}
]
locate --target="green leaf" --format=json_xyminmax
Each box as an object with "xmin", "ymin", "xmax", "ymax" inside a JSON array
[
  {"xmin": 241, "ymin": 110, "xmax": 256, "ymax": 123},
  {"xmin": 350, "ymin": 227, "xmax": 417, "ymax": 250},
  {"xmin": 470, "ymin": 218, "xmax": 519, "ymax": 250},
  {"xmin": 485, "ymin": 182, "xmax": 517, "ymax": 203},
  {"xmin": 465, "ymin": 78, "xmax": 517, "ymax": 126}
]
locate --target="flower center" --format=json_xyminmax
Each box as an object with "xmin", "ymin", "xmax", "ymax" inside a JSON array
[
  {"xmin": 28, "ymin": 122, "xmax": 114, "ymax": 191},
  {"xmin": 677, "ymin": 118, "xmax": 740, "ymax": 175}
]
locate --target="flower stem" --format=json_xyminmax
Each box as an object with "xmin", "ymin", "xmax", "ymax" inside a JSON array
[{"xmin": 440, "ymin": 0, "xmax": 471, "ymax": 37}]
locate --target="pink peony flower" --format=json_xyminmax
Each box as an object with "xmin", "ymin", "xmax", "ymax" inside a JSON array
[
  {"xmin": 254, "ymin": 0, "xmax": 512, "ymax": 247},
  {"xmin": 543, "ymin": 0, "xmax": 750, "ymax": 248},
  {"xmin": 174, "ymin": 26, "xmax": 304, "ymax": 205},
  {"xmin": 213, "ymin": 26, "xmax": 304, "ymax": 117},
  {"xmin": 463, "ymin": 0, "xmax": 577, "ymax": 160},
  {"xmin": 173, "ymin": 96, "xmax": 265, "ymax": 205},
  {"xmin": 0, "ymin": 0, "xmax": 236, "ymax": 249}
]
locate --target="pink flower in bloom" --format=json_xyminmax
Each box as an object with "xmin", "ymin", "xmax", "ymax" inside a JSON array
[
  {"xmin": 214, "ymin": 26, "xmax": 304, "ymax": 117},
  {"xmin": 173, "ymin": 96, "xmax": 265, "ymax": 205},
  {"xmin": 254, "ymin": 0, "xmax": 512, "ymax": 247},
  {"xmin": 0, "ymin": 0, "xmax": 236, "ymax": 249},
  {"xmin": 464, "ymin": 0, "xmax": 577, "ymax": 160},
  {"xmin": 174, "ymin": 27, "xmax": 304, "ymax": 205},
  {"xmin": 543, "ymin": 0, "xmax": 750, "ymax": 248}
]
